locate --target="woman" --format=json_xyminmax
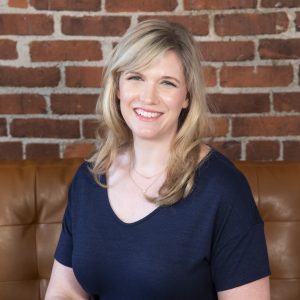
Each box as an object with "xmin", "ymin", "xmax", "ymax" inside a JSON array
[{"xmin": 46, "ymin": 20, "xmax": 271, "ymax": 299}]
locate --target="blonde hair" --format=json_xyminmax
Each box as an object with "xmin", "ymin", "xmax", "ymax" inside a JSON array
[{"xmin": 88, "ymin": 19, "xmax": 213, "ymax": 206}]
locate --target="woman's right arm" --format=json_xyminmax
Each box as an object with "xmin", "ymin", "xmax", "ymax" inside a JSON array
[{"xmin": 45, "ymin": 260, "xmax": 89, "ymax": 300}]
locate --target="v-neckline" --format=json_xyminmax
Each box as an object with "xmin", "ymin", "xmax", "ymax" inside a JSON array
[
  {"xmin": 104, "ymin": 180, "xmax": 164, "ymax": 226},
  {"xmin": 103, "ymin": 147, "xmax": 215, "ymax": 227}
]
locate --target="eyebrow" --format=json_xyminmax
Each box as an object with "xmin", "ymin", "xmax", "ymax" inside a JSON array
[{"xmin": 125, "ymin": 71, "xmax": 182, "ymax": 85}]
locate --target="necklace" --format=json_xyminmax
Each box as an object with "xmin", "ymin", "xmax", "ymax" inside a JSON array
[
  {"xmin": 133, "ymin": 166, "xmax": 165, "ymax": 179},
  {"xmin": 129, "ymin": 168, "xmax": 164, "ymax": 197}
]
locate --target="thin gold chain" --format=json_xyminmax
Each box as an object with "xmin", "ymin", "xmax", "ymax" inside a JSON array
[
  {"xmin": 129, "ymin": 168, "xmax": 164, "ymax": 197},
  {"xmin": 132, "ymin": 166, "xmax": 165, "ymax": 179}
]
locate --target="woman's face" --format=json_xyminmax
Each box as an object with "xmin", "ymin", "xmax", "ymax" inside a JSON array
[{"xmin": 117, "ymin": 50, "xmax": 189, "ymax": 142}]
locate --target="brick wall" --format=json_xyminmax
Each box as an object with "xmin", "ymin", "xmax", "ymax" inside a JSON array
[{"xmin": 0, "ymin": 0, "xmax": 299, "ymax": 161}]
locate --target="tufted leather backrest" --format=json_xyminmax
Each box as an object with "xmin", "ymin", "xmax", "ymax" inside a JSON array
[
  {"xmin": 238, "ymin": 161, "xmax": 300, "ymax": 300},
  {"xmin": 0, "ymin": 159, "xmax": 82, "ymax": 300},
  {"xmin": 0, "ymin": 159, "xmax": 299, "ymax": 300}
]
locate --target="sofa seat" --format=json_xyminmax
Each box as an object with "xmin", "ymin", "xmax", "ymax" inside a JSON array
[{"xmin": 0, "ymin": 158, "xmax": 299, "ymax": 300}]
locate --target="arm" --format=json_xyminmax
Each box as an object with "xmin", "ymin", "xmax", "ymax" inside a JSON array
[
  {"xmin": 218, "ymin": 276, "xmax": 270, "ymax": 300},
  {"xmin": 45, "ymin": 260, "xmax": 89, "ymax": 300}
]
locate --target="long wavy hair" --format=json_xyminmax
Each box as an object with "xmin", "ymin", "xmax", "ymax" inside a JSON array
[{"xmin": 88, "ymin": 19, "xmax": 213, "ymax": 206}]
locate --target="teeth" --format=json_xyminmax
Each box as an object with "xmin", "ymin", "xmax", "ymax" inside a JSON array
[{"xmin": 135, "ymin": 109, "xmax": 161, "ymax": 118}]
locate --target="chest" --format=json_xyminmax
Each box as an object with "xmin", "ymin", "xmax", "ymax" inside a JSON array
[
  {"xmin": 107, "ymin": 170, "xmax": 163, "ymax": 224},
  {"xmin": 72, "ymin": 197, "xmax": 215, "ymax": 299},
  {"xmin": 71, "ymin": 179, "xmax": 218, "ymax": 299}
]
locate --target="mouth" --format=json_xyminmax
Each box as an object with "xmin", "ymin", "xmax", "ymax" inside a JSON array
[{"xmin": 134, "ymin": 108, "xmax": 163, "ymax": 119}]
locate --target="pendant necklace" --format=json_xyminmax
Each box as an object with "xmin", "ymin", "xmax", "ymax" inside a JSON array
[
  {"xmin": 129, "ymin": 168, "xmax": 165, "ymax": 197},
  {"xmin": 133, "ymin": 166, "xmax": 165, "ymax": 179}
]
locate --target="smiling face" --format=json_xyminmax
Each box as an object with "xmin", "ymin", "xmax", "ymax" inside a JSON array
[{"xmin": 117, "ymin": 50, "xmax": 189, "ymax": 143}]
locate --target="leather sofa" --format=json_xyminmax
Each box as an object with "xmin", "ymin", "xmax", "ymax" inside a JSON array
[{"xmin": 0, "ymin": 158, "xmax": 299, "ymax": 300}]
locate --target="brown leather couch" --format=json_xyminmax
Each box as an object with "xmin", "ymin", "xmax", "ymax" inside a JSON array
[{"xmin": 0, "ymin": 158, "xmax": 299, "ymax": 300}]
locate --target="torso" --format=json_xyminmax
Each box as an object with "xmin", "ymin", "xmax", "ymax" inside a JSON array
[
  {"xmin": 107, "ymin": 144, "xmax": 211, "ymax": 224},
  {"xmin": 54, "ymin": 148, "xmax": 270, "ymax": 299}
]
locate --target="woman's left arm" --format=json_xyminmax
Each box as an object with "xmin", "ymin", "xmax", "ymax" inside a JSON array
[{"xmin": 218, "ymin": 276, "xmax": 270, "ymax": 300}]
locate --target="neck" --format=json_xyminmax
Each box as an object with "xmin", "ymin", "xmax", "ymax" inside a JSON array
[{"xmin": 130, "ymin": 137, "xmax": 173, "ymax": 177}]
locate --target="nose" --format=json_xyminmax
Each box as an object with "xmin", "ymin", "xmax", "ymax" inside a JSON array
[{"xmin": 141, "ymin": 83, "xmax": 159, "ymax": 105}]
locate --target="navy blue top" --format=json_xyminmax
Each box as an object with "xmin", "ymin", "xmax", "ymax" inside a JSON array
[{"xmin": 55, "ymin": 149, "xmax": 270, "ymax": 299}]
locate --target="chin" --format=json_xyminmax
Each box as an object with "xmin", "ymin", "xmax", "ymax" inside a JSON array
[{"xmin": 130, "ymin": 128, "xmax": 158, "ymax": 139}]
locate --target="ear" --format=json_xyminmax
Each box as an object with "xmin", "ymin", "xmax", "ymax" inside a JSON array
[{"xmin": 182, "ymin": 97, "xmax": 189, "ymax": 109}]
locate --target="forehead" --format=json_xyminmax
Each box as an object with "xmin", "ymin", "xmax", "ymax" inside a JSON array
[{"xmin": 124, "ymin": 50, "xmax": 185, "ymax": 77}]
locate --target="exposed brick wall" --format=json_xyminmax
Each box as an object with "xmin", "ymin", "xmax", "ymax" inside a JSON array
[{"xmin": 0, "ymin": 0, "xmax": 300, "ymax": 161}]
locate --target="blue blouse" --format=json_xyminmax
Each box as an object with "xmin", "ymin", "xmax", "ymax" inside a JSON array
[{"xmin": 55, "ymin": 149, "xmax": 270, "ymax": 299}]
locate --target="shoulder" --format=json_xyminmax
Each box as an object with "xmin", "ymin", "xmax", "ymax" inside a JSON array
[
  {"xmin": 66, "ymin": 161, "xmax": 102, "ymax": 212},
  {"xmin": 197, "ymin": 148, "xmax": 249, "ymax": 194},
  {"xmin": 70, "ymin": 161, "xmax": 99, "ymax": 190},
  {"xmin": 195, "ymin": 148, "xmax": 262, "ymax": 226}
]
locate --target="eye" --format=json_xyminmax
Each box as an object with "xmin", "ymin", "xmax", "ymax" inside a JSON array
[
  {"xmin": 127, "ymin": 75, "xmax": 142, "ymax": 81},
  {"xmin": 162, "ymin": 80, "xmax": 177, "ymax": 87}
]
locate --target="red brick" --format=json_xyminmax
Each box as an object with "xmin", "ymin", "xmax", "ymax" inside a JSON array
[
  {"xmin": 184, "ymin": 0, "xmax": 256, "ymax": 9},
  {"xmin": 66, "ymin": 67, "xmax": 102, "ymax": 88},
  {"xmin": 261, "ymin": 0, "xmax": 300, "ymax": 8},
  {"xmin": 259, "ymin": 39, "xmax": 300, "ymax": 59},
  {"xmin": 138, "ymin": 15, "xmax": 209, "ymax": 36},
  {"xmin": 83, "ymin": 119, "xmax": 98, "ymax": 138},
  {"xmin": 0, "ymin": 14, "xmax": 53, "ymax": 35},
  {"xmin": 0, "ymin": 40, "xmax": 17, "ymax": 59},
  {"xmin": 0, "ymin": 67, "xmax": 60, "ymax": 87},
  {"xmin": 26, "ymin": 143, "xmax": 59, "ymax": 159},
  {"xmin": 210, "ymin": 116, "xmax": 229, "ymax": 137},
  {"xmin": 11, "ymin": 119, "xmax": 80, "ymax": 138},
  {"xmin": 51, "ymin": 94, "xmax": 98, "ymax": 114},
  {"xmin": 209, "ymin": 141, "xmax": 241, "ymax": 160},
  {"xmin": 62, "ymin": 16, "xmax": 130, "ymax": 36},
  {"xmin": 203, "ymin": 66, "xmax": 217, "ymax": 87},
  {"xmin": 283, "ymin": 141, "xmax": 300, "ymax": 160},
  {"xmin": 246, "ymin": 140, "xmax": 280, "ymax": 161},
  {"xmin": 215, "ymin": 13, "xmax": 288, "ymax": 36},
  {"xmin": 0, "ymin": 142, "xmax": 22, "ymax": 160},
  {"xmin": 8, "ymin": 0, "xmax": 28, "ymax": 8},
  {"xmin": 232, "ymin": 116, "xmax": 300, "ymax": 136},
  {"xmin": 220, "ymin": 66, "xmax": 293, "ymax": 87},
  {"xmin": 64, "ymin": 143, "xmax": 95, "ymax": 158},
  {"xmin": 0, "ymin": 118, "xmax": 7, "ymax": 136},
  {"xmin": 30, "ymin": 41, "xmax": 102, "ymax": 62},
  {"xmin": 30, "ymin": 0, "xmax": 101, "ymax": 11},
  {"xmin": 0, "ymin": 94, "xmax": 46, "ymax": 114},
  {"xmin": 298, "ymin": 68, "xmax": 300, "ymax": 85},
  {"xmin": 274, "ymin": 93, "xmax": 300, "ymax": 112},
  {"xmin": 199, "ymin": 41, "xmax": 254, "ymax": 62},
  {"xmin": 208, "ymin": 93, "xmax": 270, "ymax": 114},
  {"xmin": 106, "ymin": 0, "xmax": 177, "ymax": 11},
  {"xmin": 296, "ymin": 13, "xmax": 300, "ymax": 31}
]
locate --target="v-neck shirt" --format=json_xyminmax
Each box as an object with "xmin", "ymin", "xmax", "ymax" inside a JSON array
[{"xmin": 55, "ymin": 149, "xmax": 270, "ymax": 299}]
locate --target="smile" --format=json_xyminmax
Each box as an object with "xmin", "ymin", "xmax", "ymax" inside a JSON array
[{"xmin": 134, "ymin": 108, "xmax": 163, "ymax": 119}]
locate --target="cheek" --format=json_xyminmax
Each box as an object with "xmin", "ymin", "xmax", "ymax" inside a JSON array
[
  {"xmin": 118, "ymin": 83, "xmax": 134, "ymax": 104},
  {"xmin": 164, "ymin": 93, "xmax": 188, "ymax": 111},
  {"xmin": 119, "ymin": 91, "xmax": 133, "ymax": 120},
  {"xmin": 118, "ymin": 78, "xmax": 128, "ymax": 101},
  {"xmin": 119, "ymin": 92, "xmax": 132, "ymax": 108}
]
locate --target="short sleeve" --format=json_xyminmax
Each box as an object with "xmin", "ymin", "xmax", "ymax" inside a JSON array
[
  {"xmin": 211, "ymin": 171, "xmax": 271, "ymax": 292},
  {"xmin": 54, "ymin": 180, "xmax": 75, "ymax": 267}
]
